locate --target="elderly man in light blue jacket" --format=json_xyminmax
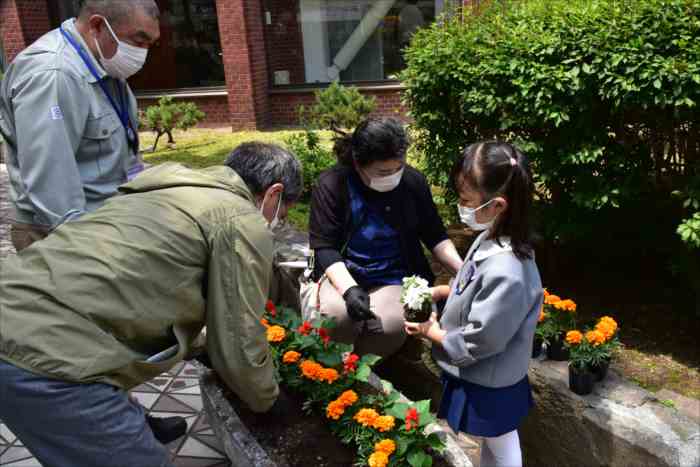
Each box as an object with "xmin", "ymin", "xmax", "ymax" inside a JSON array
[{"xmin": 0, "ymin": 0, "xmax": 159, "ymax": 251}]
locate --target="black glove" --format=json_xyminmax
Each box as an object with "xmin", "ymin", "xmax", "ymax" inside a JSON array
[{"xmin": 343, "ymin": 286, "xmax": 375, "ymax": 321}]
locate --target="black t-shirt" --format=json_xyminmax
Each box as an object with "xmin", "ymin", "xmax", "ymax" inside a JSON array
[{"xmin": 309, "ymin": 164, "xmax": 448, "ymax": 285}]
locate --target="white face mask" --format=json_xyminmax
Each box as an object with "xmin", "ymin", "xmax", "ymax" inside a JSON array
[
  {"xmin": 260, "ymin": 190, "xmax": 283, "ymax": 231},
  {"xmin": 366, "ymin": 168, "xmax": 404, "ymax": 192},
  {"xmin": 93, "ymin": 16, "xmax": 148, "ymax": 80},
  {"xmin": 458, "ymin": 199, "xmax": 496, "ymax": 231}
]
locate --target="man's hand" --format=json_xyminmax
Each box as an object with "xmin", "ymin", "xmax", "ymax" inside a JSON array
[{"xmin": 343, "ymin": 286, "xmax": 375, "ymax": 321}]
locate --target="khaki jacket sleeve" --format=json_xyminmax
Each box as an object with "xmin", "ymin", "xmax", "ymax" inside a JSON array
[
  {"xmin": 205, "ymin": 211, "xmax": 279, "ymax": 412},
  {"xmin": 13, "ymin": 70, "xmax": 89, "ymax": 227}
]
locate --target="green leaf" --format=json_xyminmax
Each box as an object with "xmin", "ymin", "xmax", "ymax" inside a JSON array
[
  {"xmin": 355, "ymin": 364, "xmax": 371, "ymax": 383},
  {"xmin": 360, "ymin": 354, "xmax": 382, "ymax": 367},
  {"xmin": 408, "ymin": 449, "xmax": 431, "ymax": 467},
  {"xmin": 653, "ymin": 79, "xmax": 662, "ymax": 89},
  {"xmin": 396, "ymin": 437, "xmax": 410, "ymax": 457},
  {"xmin": 427, "ymin": 433, "xmax": 446, "ymax": 453},
  {"xmin": 317, "ymin": 350, "xmax": 342, "ymax": 367},
  {"xmin": 386, "ymin": 402, "xmax": 411, "ymax": 420}
]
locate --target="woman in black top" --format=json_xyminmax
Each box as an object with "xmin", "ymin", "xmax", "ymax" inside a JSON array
[{"xmin": 306, "ymin": 118, "xmax": 463, "ymax": 357}]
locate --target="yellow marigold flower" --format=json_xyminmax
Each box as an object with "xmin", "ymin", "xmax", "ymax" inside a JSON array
[
  {"xmin": 283, "ymin": 351, "xmax": 301, "ymax": 364},
  {"xmin": 554, "ymin": 299, "xmax": 577, "ymax": 312},
  {"xmin": 544, "ymin": 294, "xmax": 561, "ymax": 305},
  {"xmin": 374, "ymin": 439, "xmax": 396, "ymax": 455},
  {"xmin": 585, "ymin": 329, "xmax": 606, "ymax": 347},
  {"xmin": 354, "ymin": 408, "xmax": 380, "ymax": 427},
  {"xmin": 565, "ymin": 330, "xmax": 583, "ymax": 345},
  {"xmin": 300, "ymin": 360, "xmax": 323, "ymax": 380},
  {"xmin": 326, "ymin": 400, "xmax": 345, "ymax": 420},
  {"xmin": 372, "ymin": 415, "xmax": 396, "ymax": 432},
  {"xmin": 338, "ymin": 390, "xmax": 358, "ymax": 406},
  {"xmin": 596, "ymin": 324, "xmax": 614, "ymax": 340},
  {"xmin": 266, "ymin": 325, "xmax": 286, "ymax": 343},
  {"xmin": 318, "ymin": 368, "xmax": 339, "ymax": 384},
  {"xmin": 599, "ymin": 316, "xmax": 618, "ymax": 331},
  {"xmin": 368, "ymin": 451, "xmax": 389, "ymax": 467}
]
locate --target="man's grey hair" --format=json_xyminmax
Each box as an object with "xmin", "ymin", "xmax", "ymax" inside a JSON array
[
  {"xmin": 225, "ymin": 142, "xmax": 304, "ymax": 203},
  {"xmin": 79, "ymin": 0, "xmax": 160, "ymax": 25}
]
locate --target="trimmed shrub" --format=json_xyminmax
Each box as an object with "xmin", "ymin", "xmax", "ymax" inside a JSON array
[
  {"xmin": 402, "ymin": 0, "xmax": 699, "ymax": 303},
  {"xmin": 140, "ymin": 97, "xmax": 205, "ymax": 152}
]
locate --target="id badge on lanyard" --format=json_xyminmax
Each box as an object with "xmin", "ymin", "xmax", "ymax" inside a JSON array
[{"xmin": 59, "ymin": 26, "xmax": 137, "ymax": 153}]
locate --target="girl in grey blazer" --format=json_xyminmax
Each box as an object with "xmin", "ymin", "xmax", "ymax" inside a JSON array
[{"xmin": 406, "ymin": 141, "xmax": 543, "ymax": 467}]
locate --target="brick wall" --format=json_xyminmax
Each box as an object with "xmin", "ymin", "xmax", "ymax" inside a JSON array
[
  {"xmin": 264, "ymin": 0, "xmax": 305, "ymax": 85},
  {"xmin": 215, "ymin": 0, "xmax": 271, "ymax": 130},
  {"xmin": 137, "ymin": 94, "xmax": 230, "ymax": 126},
  {"xmin": 269, "ymin": 87, "xmax": 408, "ymax": 127},
  {"xmin": 0, "ymin": 0, "xmax": 51, "ymax": 64}
]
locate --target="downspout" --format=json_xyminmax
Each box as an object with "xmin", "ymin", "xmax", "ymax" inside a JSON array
[{"xmin": 327, "ymin": 0, "xmax": 397, "ymax": 80}]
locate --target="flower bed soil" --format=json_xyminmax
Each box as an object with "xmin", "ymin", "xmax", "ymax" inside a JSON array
[{"xmin": 225, "ymin": 386, "xmax": 451, "ymax": 467}]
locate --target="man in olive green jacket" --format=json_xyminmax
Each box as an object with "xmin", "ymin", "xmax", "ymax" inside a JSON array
[{"xmin": 0, "ymin": 142, "xmax": 302, "ymax": 467}]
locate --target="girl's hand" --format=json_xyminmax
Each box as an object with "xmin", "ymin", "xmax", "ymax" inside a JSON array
[{"xmin": 404, "ymin": 312, "xmax": 446, "ymax": 345}]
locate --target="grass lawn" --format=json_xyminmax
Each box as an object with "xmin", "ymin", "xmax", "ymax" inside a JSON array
[
  {"xmin": 141, "ymin": 128, "xmax": 699, "ymax": 402},
  {"xmin": 139, "ymin": 128, "xmax": 332, "ymax": 231}
]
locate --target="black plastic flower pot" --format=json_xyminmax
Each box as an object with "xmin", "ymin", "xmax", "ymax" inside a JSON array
[
  {"xmin": 591, "ymin": 358, "xmax": 611, "ymax": 382},
  {"xmin": 546, "ymin": 335, "xmax": 570, "ymax": 361},
  {"xmin": 568, "ymin": 365, "xmax": 595, "ymax": 395},
  {"xmin": 531, "ymin": 337, "xmax": 543, "ymax": 358}
]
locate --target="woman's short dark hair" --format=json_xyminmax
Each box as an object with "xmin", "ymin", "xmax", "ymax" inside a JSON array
[
  {"xmin": 450, "ymin": 141, "xmax": 535, "ymax": 259},
  {"xmin": 334, "ymin": 118, "xmax": 408, "ymax": 167},
  {"xmin": 225, "ymin": 142, "xmax": 303, "ymax": 202}
]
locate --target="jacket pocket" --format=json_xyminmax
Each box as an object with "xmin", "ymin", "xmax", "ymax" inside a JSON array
[{"xmin": 78, "ymin": 113, "xmax": 122, "ymax": 181}]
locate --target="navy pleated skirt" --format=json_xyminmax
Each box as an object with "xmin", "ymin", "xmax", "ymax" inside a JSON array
[{"xmin": 438, "ymin": 372, "xmax": 534, "ymax": 437}]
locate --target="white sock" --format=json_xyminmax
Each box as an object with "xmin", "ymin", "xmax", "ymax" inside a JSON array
[{"xmin": 479, "ymin": 430, "xmax": 522, "ymax": 467}]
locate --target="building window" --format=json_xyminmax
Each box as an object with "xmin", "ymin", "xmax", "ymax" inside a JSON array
[
  {"xmin": 48, "ymin": 0, "xmax": 225, "ymax": 91},
  {"xmin": 264, "ymin": 0, "xmax": 454, "ymax": 86}
]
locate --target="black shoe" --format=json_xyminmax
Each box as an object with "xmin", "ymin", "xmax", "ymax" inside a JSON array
[{"xmin": 146, "ymin": 414, "xmax": 187, "ymax": 444}]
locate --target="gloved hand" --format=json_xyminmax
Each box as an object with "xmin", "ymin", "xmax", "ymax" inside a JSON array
[{"xmin": 343, "ymin": 286, "xmax": 375, "ymax": 321}]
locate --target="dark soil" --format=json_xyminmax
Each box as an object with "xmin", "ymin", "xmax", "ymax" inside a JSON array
[{"xmin": 226, "ymin": 389, "xmax": 450, "ymax": 467}]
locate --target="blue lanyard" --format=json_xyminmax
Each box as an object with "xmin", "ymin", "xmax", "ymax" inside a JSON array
[{"xmin": 59, "ymin": 26, "xmax": 136, "ymax": 149}]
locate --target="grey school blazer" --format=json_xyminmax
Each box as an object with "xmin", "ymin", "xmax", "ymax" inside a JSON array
[{"xmin": 433, "ymin": 231, "xmax": 544, "ymax": 388}]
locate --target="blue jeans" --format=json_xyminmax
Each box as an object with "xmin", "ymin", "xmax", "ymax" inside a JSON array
[{"xmin": 0, "ymin": 360, "xmax": 173, "ymax": 467}]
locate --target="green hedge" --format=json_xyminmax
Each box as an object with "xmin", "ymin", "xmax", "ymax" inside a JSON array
[{"xmin": 402, "ymin": 0, "xmax": 699, "ymax": 243}]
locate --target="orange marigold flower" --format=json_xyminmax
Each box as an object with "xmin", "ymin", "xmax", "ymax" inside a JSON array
[
  {"xmin": 326, "ymin": 400, "xmax": 345, "ymax": 420},
  {"xmin": 554, "ymin": 299, "xmax": 577, "ymax": 312},
  {"xmin": 538, "ymin": 308, "xmax": 546, "ymax": 323},
  {"xmin": 266, "ymin": 300, "xmax": 276, "ymax": 317},
  {"xmin": 599, "ymin": 316, "xmax": 618, "ymax": 331},
  {"xmin": 283, "ymin": 351, "xmax": 301, "ymax": 364},
  {"xmin": 585, "ymin": 329, "xmax": 606, "ymax": 347},
  {"xmin": 338, "ymin": 390, "xmax": 358, "ymax": 406},
  {"xmin": 374, "ymin": 439, "xmax": 396, "ymax": 455},
  {"xmin": 543, "ymin": 288, "xmax": 550, "ymax": 297},
  {"xmin": 266, "ymin": 325, "xmax": 286, "ymax": 343},
  {"xmin": 368, "ymin": 451, "xmax": 389, "ymax": 467},
  {"xmin": 354, "ymin": 408, "xmax": 380, "ymax": 427},
  {"xmin": 300, "ymin": 360, "xmax": 323, "ymax": 380},
  {"xmin": 260, "ymin": 318, "xmax": 270, "ymax": 328},
  {"xmin": 595, "ymin": 320, "xmax": 617, "ymax": 340},
  {"xmin": 565, "ymin": 330, "xmax": 583, "ymax": 345},
  {"xmin": 318, "ymin": 368, "xmax": 339, "ymax": 384},
  {"xmin": 544, "ymin": 294, "xmax": 561, "ymax": 305},
  {"xmin": 372, "ymin": 415, "xmax": 395, "ymax": 433}
]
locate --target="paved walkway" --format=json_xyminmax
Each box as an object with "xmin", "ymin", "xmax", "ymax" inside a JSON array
[{"xmin": 0, "ymin": 165, "xmax": 229, "ymax": 466}]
